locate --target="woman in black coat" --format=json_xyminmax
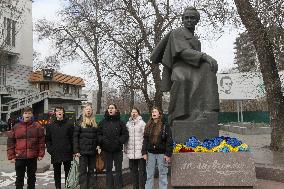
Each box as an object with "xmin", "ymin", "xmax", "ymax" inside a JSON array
[
  {"xmin": 45, "ymin": 106, "xmax": 74, "ymax": 189},
  {"xmin": 98, "ymin": 104, "xmax": 129, "ymax": 189},
  {"xmin": 74, "ymin": 103, "xmax": 98, "ymax": 189}
]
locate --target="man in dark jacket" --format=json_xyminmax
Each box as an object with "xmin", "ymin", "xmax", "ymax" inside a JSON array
[
  {"xmin": 7, "ymin": 107, "xmax": 45, "ymax": 189},
  {"xmin": 45, "ymin": 106, "xmax": 74, "ymax": 189},
  {"xmin": 98, "ymin": 104, "xmax": 129, "ymax": 189}
]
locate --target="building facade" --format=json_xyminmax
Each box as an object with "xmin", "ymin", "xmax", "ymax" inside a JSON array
[{"xmin": 28, "ymin": 69, "xmax": 86, "ymax": 119}]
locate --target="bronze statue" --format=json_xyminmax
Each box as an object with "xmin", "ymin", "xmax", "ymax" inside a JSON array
[{"xmin": 151, "ymin": 7, "xmax": 219, "ymax": 125}]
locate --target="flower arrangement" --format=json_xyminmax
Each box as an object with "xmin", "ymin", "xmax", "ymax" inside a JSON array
[{"xmin": 173, "ymin": 136, "xmax": 249, "ymax": 153}]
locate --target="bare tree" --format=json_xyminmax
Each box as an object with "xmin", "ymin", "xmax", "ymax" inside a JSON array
[
  {"xmin": 33, "ymin": 53, "xmax": 61, "ymax": 71},
  {"xmin": 234, "ymin": 31, "xmax": 284, "ymax": 72},
  {"xmin": 35, "ymin": 0, "xmax": 108, "ymax": 113}
]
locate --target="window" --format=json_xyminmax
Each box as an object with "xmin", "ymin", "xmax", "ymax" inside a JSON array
[
  {"xmin": 72, "ymin": 86, "xmax": 80, "ymax": 98},
  {"xmin": 40, "ymin": 83, "xmax": 49, "ymax": 92},
  {"xmin": 0, "ymin": 66, "xmax": 7, "ymax": 86},
  {"xmin": 12, "ymin": 20, "xmax": 16, "ymax": 46},
  {"xmin": 3, "ymin": 17, "xmax": 16, "ymax": 47},
  {"xmin": 63, "ymin": 84, "xmax": 70, "ymax": 94},
  {"xmin": 0, "ymin": 53, "xmax": 18, "ymax": 65}
]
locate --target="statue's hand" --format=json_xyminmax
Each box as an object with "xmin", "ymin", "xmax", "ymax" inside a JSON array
[{"xmin": 202, "ymin": 54, "xmax": 218, "ymax": 73}]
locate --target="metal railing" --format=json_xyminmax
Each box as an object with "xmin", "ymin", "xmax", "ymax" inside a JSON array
[
  {"xmin": 49, "ymin": 91, "xmax": 88, "ymax": 101},
  {"xmin": 0, "ymin": 90, "xmax": 87, "ymax": 120},
  {"xmin": 1, "ymin": 90, "xmax": 50, "ymax": 113}
]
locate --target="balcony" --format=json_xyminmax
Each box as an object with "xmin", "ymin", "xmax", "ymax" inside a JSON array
[{"xmin": 49, "ymin": 91, "xmax": 87, "ymax": 101}]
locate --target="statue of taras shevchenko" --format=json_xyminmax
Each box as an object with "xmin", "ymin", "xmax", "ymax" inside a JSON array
[{"xmin": 150, "ymin": 7, "xmax": 219, "ymax": 125}]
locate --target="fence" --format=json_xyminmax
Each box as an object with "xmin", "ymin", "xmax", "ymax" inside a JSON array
[{"xmin": 94, "ymin": 111, "xmax": 270, "ymax": 124}]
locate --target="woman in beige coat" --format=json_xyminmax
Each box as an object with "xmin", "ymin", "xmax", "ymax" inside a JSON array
[{"xmin": 125, "ymin": 108, "xmax": 146, "ymax": 189}]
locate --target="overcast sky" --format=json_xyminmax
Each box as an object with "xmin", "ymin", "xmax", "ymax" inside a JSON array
[{"xmin": 33, "ymin": 0, "xmax": 242, "ymax": 86}]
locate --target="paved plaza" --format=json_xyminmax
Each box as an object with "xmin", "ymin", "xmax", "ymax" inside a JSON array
[{"xmin": 1, "ymin": 130, "xmax": 284, "ymax": 188}]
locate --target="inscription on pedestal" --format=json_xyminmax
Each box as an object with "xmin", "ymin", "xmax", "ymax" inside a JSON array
[
  {"xmin": 180, "ymin": 160, "xmax": 246, "ymax": 176},
  {"xmin": 171, "ymin": 152, "xmax": 256, "ymax": 187}
]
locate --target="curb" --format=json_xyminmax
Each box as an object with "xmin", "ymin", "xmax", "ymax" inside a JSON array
[
  {"xmin": 255, "ymin": 163, "xmax": 284, "ymax": 183},
  {"xmin": 220, "ymin": 125, "xmax": 271, "ymax": 135}
]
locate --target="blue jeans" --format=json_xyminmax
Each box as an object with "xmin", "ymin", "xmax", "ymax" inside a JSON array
[{"xmin": 145, "ymin": 153, "xmax": 168, "ymax": 189}]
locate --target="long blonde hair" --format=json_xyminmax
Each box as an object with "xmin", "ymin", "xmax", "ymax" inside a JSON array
[{"xmin": 81, "ymin": 104, "xmax": 97, "ymax": 128}]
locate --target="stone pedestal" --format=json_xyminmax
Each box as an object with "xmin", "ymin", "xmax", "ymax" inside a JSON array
[
  {"xmin": 171, "ymin": 152, "xmax": 256, "ymax": 189},
  {"xmin": 172, "ymin": 112, "xmax": 219, "ymax": 143}
]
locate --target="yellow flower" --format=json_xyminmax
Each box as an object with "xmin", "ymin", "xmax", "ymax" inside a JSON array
[
  {"xmin": 194, "ymin": 146, "xmax": 207, "ymax": 152},
  {"xmin": 226, "ymin": 145, "xmax": 234, "ymax": 152},
  {"xmin": 231, "ymin": 147, "xmax": 239, "ymax": 152},
  {"xmin": 219, "ymin": 141, "xmax": 227, "ymax": 147},
  {"xmin": 211, "ymin": 146, "xmax": 221, "ymax": 152},
  {"xmin": 240, "ymin": 143, "xmax": 248, "ymax": 148},
  {"xmin": 237, "ymin": 143, "xmax": 249, "ymax": 151},
  {"xmin": 173, "ymin": 144, "xmax": 182, "ymax": 153}
]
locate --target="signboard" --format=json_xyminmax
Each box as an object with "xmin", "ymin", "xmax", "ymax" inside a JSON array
[{"xmin": 217, "ymin": 72, "xmax": 265, "ymax": 100}]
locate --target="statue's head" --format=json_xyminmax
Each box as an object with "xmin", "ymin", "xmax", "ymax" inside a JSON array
[{"xmin": 182, "ymin": 6, "xmax": 200, "ymax": 30}]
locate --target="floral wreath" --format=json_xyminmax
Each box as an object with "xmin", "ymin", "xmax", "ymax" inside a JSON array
[{"xmin": 173, "ymin": 136, "xmax": 249, "ymax": 153}]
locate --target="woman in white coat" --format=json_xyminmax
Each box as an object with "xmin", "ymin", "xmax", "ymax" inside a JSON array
[{"xmin": 125, "ymin": 108, "xmax": 146, "ymax": 189}]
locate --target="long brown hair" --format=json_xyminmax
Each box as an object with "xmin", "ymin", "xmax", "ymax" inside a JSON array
[
  {"xmin": 81, "ymin": 103, "xmax": 97, "ymax": 128},
  {"xmin": 144, "ymin": 107, "xmax": 163, "ymax": 144}
]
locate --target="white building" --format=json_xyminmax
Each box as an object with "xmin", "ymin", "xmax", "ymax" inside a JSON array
[
  {"xmin": 0, "ymin": 0, "xmax": 33, "ymax": 67},
  {"xmin": 0, "ymin": 0, "xmax": 35, "ymax": 120},
  {"xmin": 0, "ymin": 0, "xmax": 34, "ymax": 91}
]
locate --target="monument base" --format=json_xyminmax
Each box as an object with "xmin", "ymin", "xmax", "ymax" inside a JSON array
[
  {"xmin": 171, "ymin": 152, "xmax": 256, "ymax": 188},
  {"xmin": 172, "ymin": 112, "xmax": 219, "ymax": 143}
]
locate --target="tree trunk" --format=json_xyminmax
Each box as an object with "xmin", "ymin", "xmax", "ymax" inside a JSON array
[
  {"xmin": 96, "ymin": 76, "xmax": 103, "ymax": 114},
  {"xmin": 234, "ymin": 0, "xmax": 284, "ymax": 151},
  {"xmin": 94, "ymin": 52, "xmax": 102, "ymax": 114},
  {"xmin": 130, "ymin": 85, "xmax": 135, "ymax": 111},
  {"xmin": 93, "ymin": 23, "xmax": 102, "ymax": 114},
  {"xmin": 152, "ymin": 64, "xmax": 163, "ymax": 111}
]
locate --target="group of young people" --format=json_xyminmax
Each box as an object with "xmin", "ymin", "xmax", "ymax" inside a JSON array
[{"xmin": 6, "ymin": 103, "xmax": 173, "ymax": 189}]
